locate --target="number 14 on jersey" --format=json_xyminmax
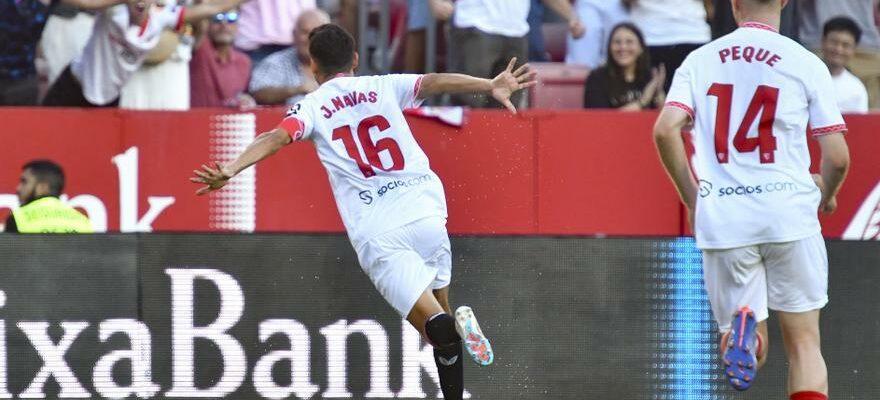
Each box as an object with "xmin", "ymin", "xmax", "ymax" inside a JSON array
[{"xmin": 708, "ymin": 83, "xmax": 779, "ymax": 164}]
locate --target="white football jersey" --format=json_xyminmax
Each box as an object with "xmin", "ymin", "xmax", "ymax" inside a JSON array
[
  {"xmin": 278, "ymin": 74, "xmax": 446, "ymax": 249},
  {"xmin": 665, "ymin": 22, "xmax": 847, "ymax": 250}
]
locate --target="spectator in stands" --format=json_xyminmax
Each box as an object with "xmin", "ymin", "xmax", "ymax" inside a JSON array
[
  {"xmin": 5, "ymin": 160, "xmax": 92, "ymax": 233},
  {"xmin": 449, "ymin": 0, "xmax": 584, "ymax": 108},
  {"xmin": 583, "ymin": 22, "xmax": 665, "ymax": 110},
  {"xmin": 119, "ymin": 27, "xmax": 194, "ymax": 110},
  {"xmin": 799, "ymin": 0, "xmax": 880, "ymax": 109},
  {"xmin": 711, "ymin": 0, "xmax": 798, "ymax": 40},
  {"xmin": 235, "ymin": 0, "xmax": 317, "ymax": 65},
  {"xmin": 249, "ymin": 8, "xmax": 330, "ymax": 106},
  {"xmin": 39, "ymin": 7, "xmax": 97, "ymax": 89},
  {"xmin": 527, "ymin": 0, "xmax": 586, "ymax": 62},
  {"xmin": 566, "ymin": 0, "xmax": 629, "ymax": 69},
  {"xmin": 821, "ymin": 16, "xmax": 869, "ymax": 113},
  {"xmin": 403, "ymin": 0, "xmax": 453, "ymax": 73},
  {"xmin": 42, "ymin": 0, "xmax": 245, "ymax": 107},
  {"xmin": 0, "ymin": 0, "xmax": 123, "ymax": 106},
  {"xmin": 623, "ymin": 0, "xmax": 711, "ymax": 92},
  {"xmin": 191, "ymin": 9, "xmax": 254, "ymax": 108}
]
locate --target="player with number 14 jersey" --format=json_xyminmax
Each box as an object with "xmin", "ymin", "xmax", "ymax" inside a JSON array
[{"xmin": 654, "ymin": 1, "xmax": 849, "ymax": 398}]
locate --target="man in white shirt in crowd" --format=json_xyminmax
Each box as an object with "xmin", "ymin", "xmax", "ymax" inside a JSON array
[
  {"xmin": 820, "ymin": 16, "xmax": 869, "ymax": 113},
  {"xmin": 448, "ymin": 0, "xmax": 583, "ymax": 108},
  {"xmin": 566, "ymin": 0, "xmax": 629, "ymax": 69},
  {"xmin": 799, "ymin": 0, "xmax": 880, "ymax": 109},
  {"xmin": 624, "ymin": 0, "xmax": 713, "ymax": 92}
]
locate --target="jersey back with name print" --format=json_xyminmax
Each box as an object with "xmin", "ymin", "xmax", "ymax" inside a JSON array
[
  {"xmin": 665, "ymin": 22, "xmax": 846, "ymax": 250},
  {"xmin": 279, "ymin": 74, "xmax": 446, "ymax": 249}
]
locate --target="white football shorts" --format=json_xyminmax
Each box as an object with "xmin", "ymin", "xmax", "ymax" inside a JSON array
[
  {"xmin": 356, "ymin": 216, "xmax": 452, "ymax": 317},
  {"xmin": 702, "ymin": 233, "xmax": 828, "ymax": 332}
]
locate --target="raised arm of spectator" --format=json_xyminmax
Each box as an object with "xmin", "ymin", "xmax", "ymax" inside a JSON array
[
  {"xmin": 418, "ymin": 58, "xmax": 537, "ymax": 113},
  {"xmin": 59, "ymin": 0, "xmax": 125, "ymax": 11},
  {"xmin": 541, "ymin": 0, "xmax": 586, "ymax": 39},
  {"xmin": 184, "ymin": 0, "xmax": 245, "ymax": 23},
  {"xmin": 191, "ymin": 18, "xmax": 209, "ymax": 50}
]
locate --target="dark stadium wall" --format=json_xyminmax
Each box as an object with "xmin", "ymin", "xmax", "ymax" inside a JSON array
[
  {"xmin": 0, "ymin": 109, "xmax": 877, "ymax": 239},
  {"xmin": 0, "ymin": 235, "xmax": 876, "ymax": 399}
]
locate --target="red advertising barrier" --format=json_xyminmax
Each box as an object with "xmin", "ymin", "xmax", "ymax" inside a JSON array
[{"xmin": 1, "ymin": 108, "xmax": 877, "ymax": 239}]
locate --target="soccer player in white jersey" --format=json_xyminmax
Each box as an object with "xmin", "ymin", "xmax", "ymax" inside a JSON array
[
  {"xmin": 191, "ymin": 24, "xmax": 536, "ymax": 400},
  {"xmin": 653, "ymin": 1, "xmax": 849, "ymax": 399}
]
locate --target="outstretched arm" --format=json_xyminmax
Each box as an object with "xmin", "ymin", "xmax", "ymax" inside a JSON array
[
  {"xmin": 654, "ymin": 106, "xmax": 698, "ymax": 227},
  {"xmin": 190, "ymin": 128, "xmax": 291, "ymax": 195},
  {"xmin": 417, "ymin": 58, "xmax": 537, "ymax": 113}
]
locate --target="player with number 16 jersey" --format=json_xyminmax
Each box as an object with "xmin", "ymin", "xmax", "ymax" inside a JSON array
[
  {"xmin": 281, "ymin": 73, "xmax": 444, "ymax": 250},
  {"xmin": 191, "ymin": 23, "xmax": 537, "ymax": 400}
]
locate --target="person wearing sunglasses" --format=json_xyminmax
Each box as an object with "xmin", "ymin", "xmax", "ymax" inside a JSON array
[{"xmin": 191, "ymin": 9, "xmax": 255, "ymax": 108}]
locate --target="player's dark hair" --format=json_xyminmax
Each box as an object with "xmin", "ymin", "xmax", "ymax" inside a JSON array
[
  {"xmin": 605, "ymin": 23, "xmax": 652, "ymax": 105},
  {"xmin": 309, "ymin": 23, "xmax": 356, "ymax": 75},
  {"xmin": 823, "ymin": 16, "xmax": 862, "ymax": 45},
  {"xmin": 22, "ymin": 160, "xmax": 65, "ymax": 197}
]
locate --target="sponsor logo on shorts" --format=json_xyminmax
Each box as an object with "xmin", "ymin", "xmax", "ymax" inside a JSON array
[{"xmin": 715, "ymin": 181, "xmax": 798, "ymax": 198}]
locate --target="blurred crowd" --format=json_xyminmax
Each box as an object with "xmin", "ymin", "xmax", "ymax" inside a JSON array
[{"xmin": 1, "ymin": 0, "xmax": 878, "ymax": 112}]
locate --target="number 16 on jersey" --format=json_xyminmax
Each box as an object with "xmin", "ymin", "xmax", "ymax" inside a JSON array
[{"xmin": 332, "ymin": 115, "xmax": 405, "ymax": 178}]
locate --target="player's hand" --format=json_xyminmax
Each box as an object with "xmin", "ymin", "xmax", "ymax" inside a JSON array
[
  {"xmin": 490, "ymin": 57, "xmax": 537, "ymax": 114},
  {"xmin": 190, "ymin": 162, "xmax": 233, "ymax": 195},
  {"xmin": 820, "ymin": 197, "xmax": 838, "ymax": 214},
  {"xmin": 812, "ymin": 174, "xmax": 837, "ymax": 214}
]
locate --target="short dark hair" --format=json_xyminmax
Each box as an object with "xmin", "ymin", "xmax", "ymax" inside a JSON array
[
  {"xmin": 23, "ymin": 160, "xmax": 65, "ymax": 197},
  {"xmin": 823, "ymin": 16, "xmax": 862, "ymax": 45},
  {"xmin": 308, "ymin": 23, "xmax": 355, "ymax": 74}
]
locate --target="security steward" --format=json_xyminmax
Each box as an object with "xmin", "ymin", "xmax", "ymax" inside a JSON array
[{"xmin": 4, "ymin": 160, "xmax": 92, "ymax": 233}]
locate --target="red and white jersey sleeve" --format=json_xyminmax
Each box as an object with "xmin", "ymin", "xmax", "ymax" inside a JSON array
[
  {"xmin": 664, "ymin": 23, "xmax": 846, "ymax": 249},
  {"xmin": 806, "ymin": 64, "xmax": 848, "ymax": 136},
  {"xmin": 278, "ymin": 74, "xmax": 445, "ymax": 249}
]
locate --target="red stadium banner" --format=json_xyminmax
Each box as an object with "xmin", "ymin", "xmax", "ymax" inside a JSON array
[{"xmin": 0, "ymin": 108, "xmax": 876, "ymax": 239}]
